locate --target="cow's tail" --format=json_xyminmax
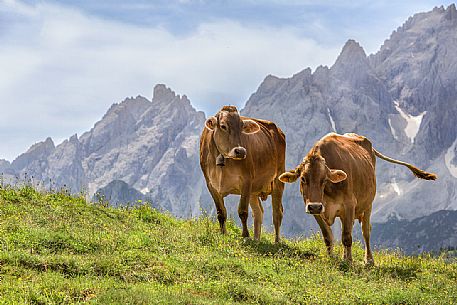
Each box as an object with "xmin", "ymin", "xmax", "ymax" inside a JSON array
[{"xmin": 373, "ymin": 148, "xmax": 437, "ymax": 180}]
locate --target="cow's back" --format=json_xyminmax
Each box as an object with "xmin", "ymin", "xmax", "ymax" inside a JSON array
[{"xmin": 317, "ymin": 133, "xmax": 376, "ymax": 208}]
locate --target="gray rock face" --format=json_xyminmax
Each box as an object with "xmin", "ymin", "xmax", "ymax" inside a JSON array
[
  {"xmin": 10, "ymin": 137, "xmax": 55, "ymax": 181},
  {"xmin": 367, "ymin": 5, "xmax": 457, "ymax": 221},
  {"xmin": 0, "ymin": 159, "xmax": 11, "ymax": 174}
]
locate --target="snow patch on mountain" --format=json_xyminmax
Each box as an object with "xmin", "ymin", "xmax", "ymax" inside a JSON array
[
  {"xmin": 387, "ymin": 118, "xmax": 399, "ymax": 141},
  {"xmin": 327, "ymin": 108, "xmax": 336, "ymax": 132},
  {"xmin": 444, "ymin": 139, "xmax": 457, "ymax": 178},
  {"xmin": 393, "ymin": 101, "xmax": 425, "ymax": 143},
  {"xmin": 390, "ymin": 178, "xmax": 401, "ymax": 196},
  {"xmin": 140, "ymin": 187, "xmax": 149, "ymax": 195}
]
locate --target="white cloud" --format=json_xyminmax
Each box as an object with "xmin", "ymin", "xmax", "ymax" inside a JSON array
[{"xmin": 0, "ymin": 1, "xmax": 341, "ymax": 161}]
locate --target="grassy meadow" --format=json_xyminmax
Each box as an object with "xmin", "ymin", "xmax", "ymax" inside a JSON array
[{"xmin": 0, "ymin": 185, "xmax": 456, "ymax": 304}]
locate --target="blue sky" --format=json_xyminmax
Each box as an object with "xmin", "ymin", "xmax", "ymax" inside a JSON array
[{"xmin": 0, "ymin": 0, "xmax": 454, "ymax": 161}]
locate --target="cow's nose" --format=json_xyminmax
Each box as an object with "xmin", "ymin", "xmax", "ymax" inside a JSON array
[
  {"xmin": 234, "ymin": 147, "xmax": 246, "ymax": 158},
  {"xmin": 306, "ymin": 203, "xmax": 323, "ymax": 214}
]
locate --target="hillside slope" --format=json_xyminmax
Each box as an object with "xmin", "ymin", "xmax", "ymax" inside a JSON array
[{"xmin": 0, "ymin": 186, "xmax": 456, "ymax": 304}]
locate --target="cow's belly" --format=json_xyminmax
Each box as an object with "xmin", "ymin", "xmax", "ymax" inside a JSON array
[
  {"xmin": 323, "ymin": 184, "xmax": 376, "ymax": 225},
  {"xmin": 207, "ymin": 166, "xmax": 241, "ymax": 196},
  {"xmin": 207, "ymin": 165, "xmax": 276, "ymax": 197}
]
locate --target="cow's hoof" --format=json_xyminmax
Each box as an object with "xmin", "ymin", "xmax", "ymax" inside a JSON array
[
  {"xmin": 326, "ymin": 247, "xmax": 334, "ymax": 256},
  {"xmin": 242, "ymin": 237, "xmax": 252, "ymax": 243},
  {"xmin": 365, "ymin": 258, "xmax": 375, "ymax": 267},
  {"xmin": 342, "ymin": 257, "xmax": 353, "ymax": 265}
]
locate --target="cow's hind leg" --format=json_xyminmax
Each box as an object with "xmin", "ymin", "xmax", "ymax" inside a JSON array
[
  {"xmin": 361, "ymin": 208, "xmax": 374, "ymax": 266},
  {"xmin": 208, "ymin": 186, "xmax": 227, "ymax": 234},
  {"xmin": 271, "ymin": 179, "xmax": 284, "ymax": 243},
  {"xmin": 249, "ymin": 195, "xmax": 264, "ymax": 240},
  {"xmin": 341, "ymin": 203, "xmax": 355, "ymax": 263},
  {"xmin": 313, "ymin": 215, "xmax": 334, "ymax": 256}
]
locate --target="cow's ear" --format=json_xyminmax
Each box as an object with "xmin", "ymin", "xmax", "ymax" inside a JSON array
[
  {"xmin": 279, "ymin": 170, "xmax": 300, "ymax": 183},
  {"xmin": 328, "ymin": 169, "xmax": 347, "ymax": 183},
  {"xmin": 242, "ymin": 119, "xmax": 260, "ymax": 134},
  {"xmin": 205, "ymin": 116, "xmax": 217, "ymax": 130}
]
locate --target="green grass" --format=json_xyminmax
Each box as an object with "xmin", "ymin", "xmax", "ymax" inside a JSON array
[{"xmin": 0, "ymin": 186, "xmax": 456, "ymax": 304}]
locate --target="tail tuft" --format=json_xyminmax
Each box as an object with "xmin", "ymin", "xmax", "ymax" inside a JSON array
[{"xmin": 409, "ymin": 166, "xmax": 437, "ymax": 180}]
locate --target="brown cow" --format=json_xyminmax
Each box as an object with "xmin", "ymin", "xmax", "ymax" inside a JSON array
[
  {"xmin": 200, "ymin": 106, "xmax": 286, "ymax": 242},
  {"xmin": 279, "ymin": 132, "xmax": 436, "ymax": 265}
]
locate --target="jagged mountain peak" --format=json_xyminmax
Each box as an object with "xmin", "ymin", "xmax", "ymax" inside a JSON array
[
  {"xmin": 244, "ymin": 74, "xmax": 285, "ymax": 101},
  {"xmin": 68, "ymin": 134, "xmax": 79, "ymax": 144},
  {"xmin": 10, "ymin": 137, "xmax": 55, "ymax": 172},
  {"xmin": 101, "ymin": 95, "xmax": 151, "ymax": 124},
  {"xmin": 331, "ymin": 39, "xmax": 372, "ymax": 81},
  {"xmin": 153, "ymin": 84, "xmax": 177, "ymax": 102},
  {"xmin": 292, "ymin": 67, "xmax": 312, "ymax": 78},
  {"xmin": 27, "ymin": 137, "xmax": 55, "ymax": 154},
  {"xmin": 445, "ymin": 3, "xmax": 457, "ymax": 20},
  {"xmin": 341, "ymin": 39, "xmax": 365, "ymax": 54},
  {"xmin": 330, "ymin": 39, "xmax": 376, "ymax": 87},
  {"xmin": 332, "ymin": 39, "xmax": 368, "ymax": 67},
  {"xmin": 152, "ymin": 84, "xmax": 195, "ymax": 112}
]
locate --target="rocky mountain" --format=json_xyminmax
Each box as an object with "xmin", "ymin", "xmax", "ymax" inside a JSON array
[
  {"xmin": 2, "ymin": 5, "xmax": 456, "ymax": 247},
  {"xmin": 242, "ymin": 4, "xmax": 457, "ymax": 230},
  {"xmin": 3, "ymin": 84, "xmax": 207, "ymax": 217},
  {"xmin": 367, "ymin": 4, "xmax": 457, "ymax": 221},
  {"xmin": 242, "ymin": 39, "xmax": 400, "ymax": 234}
]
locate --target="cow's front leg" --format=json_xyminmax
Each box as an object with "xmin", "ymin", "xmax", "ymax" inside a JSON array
[
  {"xmin": 238, "ymin": 184, "xmax": 251, "ymax": 238},
  {"xmin": 313, "ymin": 215, "xmax": 334, "ymax": 256},
  {"xmin": 208, "ymin": 185, "xmax": 227, "ymax": 234}
]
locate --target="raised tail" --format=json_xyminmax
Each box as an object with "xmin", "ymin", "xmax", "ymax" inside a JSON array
[{"xmin": 373, "ymin": 148, "xmax": 437, "ymax": 180}]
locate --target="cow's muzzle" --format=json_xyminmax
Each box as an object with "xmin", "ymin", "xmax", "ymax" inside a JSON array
[
  {"xmin": 305, "ymin": 202, "xmax": 325, "ymax": 214},
  {"xmin": 227, "ymin": 146, "xmax": 246, "ymax": 160}
]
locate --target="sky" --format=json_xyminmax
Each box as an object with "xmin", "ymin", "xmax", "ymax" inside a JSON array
[{"xmin": 0, "ymin": 0, "xmax": 455, "ymax": 161}]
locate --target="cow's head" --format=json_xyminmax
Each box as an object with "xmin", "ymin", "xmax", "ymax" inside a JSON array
[
  {"xmin": 205, "ymin": 106, "xmax": 260, "ymax": 160},
  {"xmin": 279, "ymin": 153, "xmax": 347, "ymax": 214}
]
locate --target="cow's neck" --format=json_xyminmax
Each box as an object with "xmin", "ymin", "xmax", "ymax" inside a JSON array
[{"xmin": 210, "ymin": 133, "xmax": 223, "ymax": 158}]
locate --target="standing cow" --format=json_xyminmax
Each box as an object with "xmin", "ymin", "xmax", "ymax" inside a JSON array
[
  {"xmin": 279, "ymin": 132, "xmax": 436, "ymax": 265},
  {"xmin": 200, "ymin": 106, "xmax": 286, "ymax": 242}
]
